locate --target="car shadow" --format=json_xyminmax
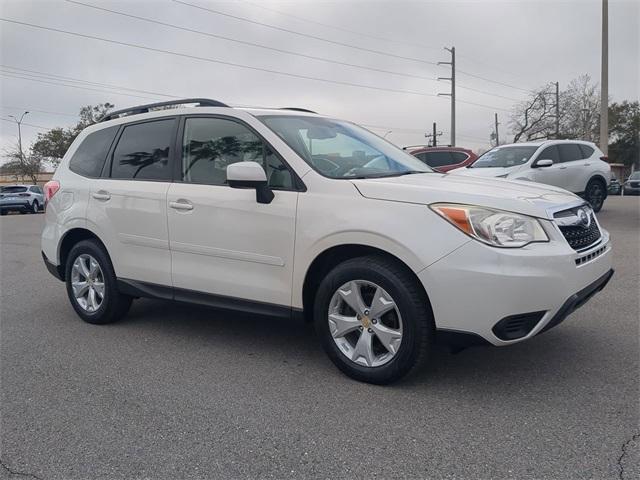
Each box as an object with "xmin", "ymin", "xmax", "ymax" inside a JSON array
[{"xmin": 118, "ymin": 297, "xmax": 601, "ymax": 391}]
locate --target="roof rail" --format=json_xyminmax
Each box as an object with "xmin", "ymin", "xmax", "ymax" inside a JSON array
[
  {"xmin": 279, "ymin": 107, "xmax": 318, "ymax": 114},
  {"xmin": 100, "ymin": 98, "xmax": 229, "ymax": 122},
  {"xmin": 402, "ymin": 145, "xmax": 428, "ymax": 150}
]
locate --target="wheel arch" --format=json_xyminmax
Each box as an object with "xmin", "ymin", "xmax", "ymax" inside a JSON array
[
  {"xmin": 57, "ymin": 227, "xmax": 109, "ymax": 280},
  {"xmin": 300, "ymin": 243, "xmax": 432, "ymax": 323}
]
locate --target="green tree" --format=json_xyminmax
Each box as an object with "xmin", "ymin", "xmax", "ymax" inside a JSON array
[
  {"xmin": 29, "ymin": 102, "xmax": 114, "ymax": 167},
  {"xmin": 608, "ymin": 101, "xmax": 639, "ymax": 168}
]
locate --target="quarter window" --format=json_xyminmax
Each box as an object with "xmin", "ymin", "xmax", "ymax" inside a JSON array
[
  {"xmin": 69, "ymin": 126, "xmax": 118, "ymax": 178},
  {"xmin": 557, "ymin": 143, "xmax": 583, "ymax": 163},
  {"xmin": 579, "ymin": 144, "xmax": 594, "ymax": 158},
  {"xmin": 181, "ymin": 117, "xmax": 293, "ymax": 189},
  {"xmin": 110, "ymin": 120, "xmax": 175, "ymax": 180}
]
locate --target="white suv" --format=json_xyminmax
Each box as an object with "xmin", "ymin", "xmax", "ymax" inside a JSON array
[
  {"xmin": 449, "ymin": 140, "xmax": 611, "ymax": 212},
  {"xmin": 41, "ymin": 99, "xmax": 614, "ymax": 384}
]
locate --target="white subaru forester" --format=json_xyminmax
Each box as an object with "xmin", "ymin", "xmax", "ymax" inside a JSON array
[{"xmin": 42, "ymin": 99, "xmax": 614, "ymax": 384}]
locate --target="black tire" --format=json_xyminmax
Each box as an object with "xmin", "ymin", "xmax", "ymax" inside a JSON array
[
  {"xmin": 0, "ymin": 210, "xmax": 6, "ymax": 216},
  {"xmin": 31, "ymin": 201, "xmax": 39, "ymax": 214},
  {"xmin": 314, "ymin": 255, "xmax": 434, "ymax": 384},
  {"xmin": 585, "ymin": 178, "xmax": 606, "ymax": 212},
  {"xmin": 65, "ymin": 239, "xmax": 132, "ymax": 325}
]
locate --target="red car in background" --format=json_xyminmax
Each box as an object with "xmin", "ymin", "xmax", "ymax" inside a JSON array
[{"xmin": 404, "ymin": 146, "xmax": 478, "ymax": 173}]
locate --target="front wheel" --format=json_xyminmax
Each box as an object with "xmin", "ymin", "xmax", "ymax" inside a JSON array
[
  {"xmin": 65, "ymin": 239, "xmax": 132, "ymax": 324},
  {"xmin": 585, "ymin": 179, "xmax": 606, "ymax": 212},
  {"xmin": 314, "ymin": 256, "xmax": 433, "ymax": 384}
]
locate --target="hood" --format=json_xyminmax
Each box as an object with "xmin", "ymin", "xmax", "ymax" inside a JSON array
[
  {"xmin": 351, "ymin": 173, "xmax": 582, "ymax": 219},
  {"xmin": 448, "ymin": 165, "xmax": 521, "ymax": 178}
]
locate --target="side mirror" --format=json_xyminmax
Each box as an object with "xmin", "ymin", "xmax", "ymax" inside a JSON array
[
  {"xmin": 227, "ymin": 161, "xmax": 274, "ymax": 204},
  {"xmin": 534, "ymin": 159, "xmax": 554, "ymax": 168}
]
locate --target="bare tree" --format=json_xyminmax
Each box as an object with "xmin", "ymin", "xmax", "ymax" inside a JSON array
[
  {"xmin": 2, "ymin": 144, "xmax": 42, "ymax": 184},
  {"xmin": 510, "ymin": 85, "xmax": 557, "ymax": 142}
]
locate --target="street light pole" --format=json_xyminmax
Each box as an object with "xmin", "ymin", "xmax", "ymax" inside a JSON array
[
  {"xmin": 600, "ymin": 0, "xmax": 609, "ymax": 155},
  {"xmin": 8, "ymin": 111, "xmax": 29, "ymax": 162}
]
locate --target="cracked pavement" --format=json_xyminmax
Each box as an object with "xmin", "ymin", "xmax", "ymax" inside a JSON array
[{"xmin": 1, "ymin": 196, "xmax": 638, "ymax": 479}]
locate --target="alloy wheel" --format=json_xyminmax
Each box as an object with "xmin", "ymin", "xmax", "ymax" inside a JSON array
[
  {"xmin": 328, "ymin": 280, "xmax": 403, "ymax": 367},
  {"xmin": 71, "ymin": 254, "xmax": 105, "ymax": 313}
]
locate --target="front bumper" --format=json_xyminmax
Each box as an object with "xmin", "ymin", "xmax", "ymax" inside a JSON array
[{"xmin": 419, "ymin": 229, "xmax": 613, "ymax": 346}]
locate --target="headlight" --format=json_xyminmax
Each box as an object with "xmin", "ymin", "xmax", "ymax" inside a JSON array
[{"xmin": 430, "ymin": 203, "xmax": 549, "ymax": 248}]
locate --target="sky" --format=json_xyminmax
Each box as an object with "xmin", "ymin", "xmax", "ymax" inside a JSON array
[{"xmin": 0, "ymin": 0, "xmax": 638, "ymax": 164}]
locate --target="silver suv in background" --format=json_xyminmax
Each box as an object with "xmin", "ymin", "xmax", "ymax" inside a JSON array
[
  {"xmin": 449, "ymin": 140, "xmax": 611, "ymax": 212},
  {"xmin": 0, "ymin": 185, "xmax": 44, "ymax": 215}
]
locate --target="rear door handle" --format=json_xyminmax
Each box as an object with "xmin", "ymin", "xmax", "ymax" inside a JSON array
[
  {"xmin": 92, "ymin": 190, "xmax": 111, "ymax": 201},
  {"xmin": 169, "ymin": 200, "xmax": 193, "ymax": 211},
  {"xmin": 559, "ymin": 166, "xmax": 568, "ymax": 170},
  {"xmin": 584, "ymin": 163, "xmax": 591, "ymax": 166}
]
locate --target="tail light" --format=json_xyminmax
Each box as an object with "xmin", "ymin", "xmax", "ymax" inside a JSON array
[
  {"xmin": 600, "ymin": 155, "xmax": 608, "ymax": 162},
  {"xmin": 44, "ymin": 180, "xmax": 60, "ymax": 205}
]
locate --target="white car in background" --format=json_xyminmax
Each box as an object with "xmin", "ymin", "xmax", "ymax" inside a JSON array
[
  {"xmin": 0, "ymin": 184, "xmax": 44, "ymax": 215},
  {"xmin": 41, "ymin": 99, "xmax": 613, "ymax": 384},
  {"xmin": 449, "ymin": 140, "xmax": 611, "ymax": 212}
]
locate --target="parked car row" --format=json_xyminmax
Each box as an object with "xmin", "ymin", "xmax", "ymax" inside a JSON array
[
  {"xmin": 0, "ymin": 184, "xmax": 44, "ymax": 215},
  {"xmin": 407, "ymin": 141, "xmax": 612, "ymax": 212}
]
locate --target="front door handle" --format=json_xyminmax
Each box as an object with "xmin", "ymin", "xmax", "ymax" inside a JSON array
[
  {"xmin": 584, "ymin": 163, "xmax": 591, "ymax": 166},
  {"xmin": 92, "ymin": 190, "xmax": 111, "ymax": 201},
  {"xmin": 559, "ymin": 166, "xmax": 568, "ymax": 170},
  {"xmin": 169, "ymin": 200, "xmax": 193, "ymax": 211}
]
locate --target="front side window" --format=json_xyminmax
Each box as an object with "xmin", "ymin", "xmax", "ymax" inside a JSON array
[
  {"xmin": 258, "ymin": 115, "xmax": 432, "ymax": 179},
  {"xmin": 537, "ymin": 145, "xmax": 561, "ymax": 163},
  {"xmin": 110, "ymin": 119, "xmax": 174, "ymax": 180},
  {"xmin": 470, "ymin": 146, "xmax": 538, "ymax": 168},
  {"xmin": 557, "ymin": 143, "xmax": 583, "ymax": 163},
  {"xmin": 181, "ymin": 117, "xmax": 293, "ymax": 189},
  {"xmin": 29, "ymin": 186, "xmax": 43, "ymax": 194},
  {"xmin": 69, "ymin": 126, "xmax": 118, "ymax": 178}
]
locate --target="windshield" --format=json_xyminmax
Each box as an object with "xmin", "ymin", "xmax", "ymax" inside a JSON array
[
  {"xmin": 470, "ymin": 146, "xmax": 538, "ymax": 168},
  {"xmin": 258, "ymin": 115, "xmax": 433, "ymax": 178},
  {"xmin": 1, "ymin": 186, "xmax": 27, "ymax": 193},
  {"xmin": 629, "ymin": 172, "xmax": 640, "ymax": 180}
]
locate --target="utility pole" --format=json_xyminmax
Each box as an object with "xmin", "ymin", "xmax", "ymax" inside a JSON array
[
  {"xmin": 425, "ymin": 122, "xmax": 443, "ymax": 147},
  {"xmin": 8, "ymin": 111, "xmax": 29, "ymax": 162},
  {"xmin": 438, "ymin": 46, "xmax": 456, "ymax": 146},
  {"xmin": 494, "ymin": 113, "xmax": 500, "ymax": 146},
  {"xmin": 600, "ymin": 0, "xmax": 608, "ymax": 155},
  {"xmin": 554, "ymin": 81, "xmax": 560, "ymax": 139}
]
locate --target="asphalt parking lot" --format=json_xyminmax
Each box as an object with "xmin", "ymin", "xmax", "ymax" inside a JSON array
[{"xmin": 1, "ymin": 196, "xmax": 638, "ymax": 480}]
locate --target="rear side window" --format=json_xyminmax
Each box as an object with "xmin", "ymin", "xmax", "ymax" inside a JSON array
[
  {"xmin": 450, "ymin": 152, "xmax": 469, "ymax": 164},
  {"xmin": 68, "ymin": 126, "xmax": 118, "ymax": 178},
  {"xmin": 419, "ymin": 152, "xmax": 457, "ymax": 168},
  {"xmin": 110, "ymin": 119, "xmax": 175, "ymax": 181},
  {"xmin": 579, "ymin": 144, "xmax": 594, "ymax": 158},
  {"xmin": 557, "ymin": 144, "xmax": 583, "ymax": 163}
]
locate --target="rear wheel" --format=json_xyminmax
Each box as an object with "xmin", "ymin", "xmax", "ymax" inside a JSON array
[
  {"xmin": 65, "ymin": 239, "xmax": 132, "ymax": 324},
  {"xmin": 585, "ymin": 178, "xmax": 606, "ymax": 212},
  {"xmin": 31, "ymin": 201, "xmax": 39, "ymax": 214},
  {"xmin": 314, "ymin": 255, "xmax": 433, "ymax": 384}
]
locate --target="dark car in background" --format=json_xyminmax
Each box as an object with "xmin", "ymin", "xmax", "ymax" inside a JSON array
[
  {"xmin": 404, "ymin": 146, "xmax": 478, "ymax": 173},
  {"xmin": 608, "ymin": 176, "xmax": 622, "ymax": 195},
  {"xmin": 623, "ymin": 171, "xmax": 640, "ymax": 195}
]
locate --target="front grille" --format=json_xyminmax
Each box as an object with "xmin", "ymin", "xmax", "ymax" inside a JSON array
[
  {"xmin": 575, "ymin": 245, "xmax": 607, "ymax": 266},
  {"xmin": 554, "ymin": 206, "xmax": 602, "ymax": 251}
]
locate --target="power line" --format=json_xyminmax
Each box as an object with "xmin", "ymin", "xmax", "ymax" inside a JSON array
[
  {"xmin": 456, "ymin": 69, "xmax": 532, "ymax": 93},
  {"xmin": 0, "ymin": 18, "xmax": 441, "ymax": 99},
  {"xmin": 0, "ymin": 105, "xmax": 77, "ymax": 117},
  {"xmin": 66, "ymin": 1, "xmax": 524, "ymax": 104},
  {"xmin": 0, "ymin": 118, "xmax": 50, "ymax": 130},
  {"xmin": 0, "ymin": 71, "xmax": 162, "ymax": 101},
  {"xmin": 239, "ymin": 0, "xmax": 534, "ymax": 94},
  {"xmin": 171, "ymin": 0, "xmax": 439, "ymax": 66},
  {"xmin": 239, "ymin": 0, "xmax": 442, "ymax": 53},
  {"xmin": 1, "ymin": 65, "xmax": 178, "ymax": 99},
  {"xmin": 66, "ymin": 0, "xmax": 440, "ymax": 84}
]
